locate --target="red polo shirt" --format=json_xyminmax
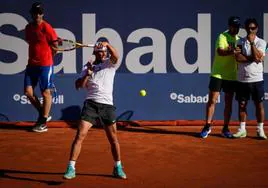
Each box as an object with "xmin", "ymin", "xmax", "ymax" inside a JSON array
[{"xmin": 25, "ymin": 21, "xmax": 57, "ymax": 66}]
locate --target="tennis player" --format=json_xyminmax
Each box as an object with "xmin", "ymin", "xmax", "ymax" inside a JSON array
[
  {"xmin": 24, "ymin": 2, "xmax": 58, "ymax": 132},
  {"xmin": 63, "ymin": 41, "xmax": 127, "ymax": 180},
  {"xmin": 200, "ymin": 16, "xmax": 241, "ymax": 138}
]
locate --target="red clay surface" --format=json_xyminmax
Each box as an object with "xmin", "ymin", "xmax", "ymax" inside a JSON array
[{"xmin": 0, "ymin": 123, "xmax": 268, "ymax": 187}]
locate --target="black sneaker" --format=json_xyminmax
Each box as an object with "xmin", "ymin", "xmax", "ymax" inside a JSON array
[
  {"xmin": 32, "ymin": 123, "xmax": 48, "ymax": 133},
  {"xmin": 221, "ymin": 128, "xmax": 233, "ymax": 138}
]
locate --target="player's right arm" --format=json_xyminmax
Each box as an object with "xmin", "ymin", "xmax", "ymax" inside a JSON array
[
  {"xmin": 75, "ymin": 62, "xmax": 93, "ymax": 90},
  {"xmin": 216, "ymin": 34, "xmax": 234, "ymax": 56},
  {"xmin": 45, "ymin": 23, "xmax": 58, "ymax": 56}
]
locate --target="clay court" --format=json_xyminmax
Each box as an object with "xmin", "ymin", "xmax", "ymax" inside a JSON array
[{"xmin": 0, "ymin": 121, "xmax": 268, "ymax": 188}]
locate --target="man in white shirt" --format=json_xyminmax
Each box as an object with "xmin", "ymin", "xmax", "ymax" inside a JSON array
[
  {"xmin": 234, "ymin": 18, "xmax": 267, "ymax": 139},
  {"xmin": 63, "ymin": 41, "xmax": 127, "ymax": 179}
]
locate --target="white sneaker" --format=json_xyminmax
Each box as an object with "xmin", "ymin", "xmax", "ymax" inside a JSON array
[
  {"xmin": 233, "ymin": 129, "xmax": 247, "ymax": 138},
  {"xmin": 257, "ymin": 129, "xmax": 267, "ymax": 140},
  {"xmin": 47, "ymin": 115, "xmax": 52, "ymax": 122}
]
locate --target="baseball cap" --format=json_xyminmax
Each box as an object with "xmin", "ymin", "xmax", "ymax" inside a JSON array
[
  {"xmin": 30, "ymin": 2, "xmax": 44, "ymax": 15},
  {"xmin": 94, "ymin": 42, "xmax": 107, "ymax": 52},
  {"xmin": 228, "ymin": 16, "xmax": 240, "ymax": 27}
]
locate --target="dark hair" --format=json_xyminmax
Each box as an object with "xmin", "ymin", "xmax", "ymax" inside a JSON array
[{"xmin": 244, "ymin": 18, "xmax": 258, "ymax": 28}]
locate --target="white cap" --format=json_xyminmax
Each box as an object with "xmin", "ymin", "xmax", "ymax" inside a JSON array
[{"xmin": 94, "ymin": 42, "xmax": 107, "ymax": 52}]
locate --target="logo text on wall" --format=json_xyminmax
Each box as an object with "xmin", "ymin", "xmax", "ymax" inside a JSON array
[
  {"xmin": 13, "ymin": 94, "xmax": 64, "ymax": 104},
  {"xmin": 170, "ymin": 92, "xmax": 221, "ymax": 104},
  {"xmin": 1, "ymin": 13, "xmax": 268, "ymax": 75}
]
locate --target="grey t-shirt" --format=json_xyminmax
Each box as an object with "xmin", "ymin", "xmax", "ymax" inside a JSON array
[{"xmin": 237, "ymin": 36, "xmax": 266, "ymax": 83}]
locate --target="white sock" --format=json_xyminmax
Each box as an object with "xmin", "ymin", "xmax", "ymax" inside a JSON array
[
  {"xmin": 257, "ymin": 122, "xmax": 264, "ymax": 130},
  {"xmin": 240, "ymin": 122, "xmax": 246, "ymax": 131},
  {"xmin": 69, "ymin": 160, "xmax": 76, "ymax": 169},
  {"xmin": 115, "ymin": 161, "xmax": 122, "ymax": 167}
]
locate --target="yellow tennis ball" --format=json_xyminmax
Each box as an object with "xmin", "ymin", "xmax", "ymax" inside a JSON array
[{"xmin": 140, "ymin": 89, "xmax": 147, "ymax": 97}]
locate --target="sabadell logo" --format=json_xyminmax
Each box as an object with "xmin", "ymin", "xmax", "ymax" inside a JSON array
[
  {"xmin": 13, "ymin": 94, "xmax": 64, "ymax": 104},
  {"xmin": 170, "ymin": 92, "xmax": 220, "ymax": 104}
]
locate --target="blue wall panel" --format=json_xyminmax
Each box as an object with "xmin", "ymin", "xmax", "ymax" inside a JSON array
[{"xmin": 1, "ymin": 0, "xmax": 268, "ymax": 121}]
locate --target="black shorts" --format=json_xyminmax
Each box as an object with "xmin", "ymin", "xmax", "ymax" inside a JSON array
[
  {"xmin": 235, "ymin": 81, "xmax": 264, "ymax": 102},
  {"xmin": 209, "ymin": 76, "xmax": 237, "ymax": 93},
  {"xmin": 80, "ymin": 99, "xmax": 116, "ymax": 126}
]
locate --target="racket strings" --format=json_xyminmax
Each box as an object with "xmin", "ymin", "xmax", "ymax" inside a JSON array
[{"xmin": 57, "ymin": 40, "xmax": 76, "ymax": 50}]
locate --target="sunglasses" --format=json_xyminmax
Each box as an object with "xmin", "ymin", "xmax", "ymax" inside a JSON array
[
  {"xmin": 247, "ymin": 26, "xmax": 257, "ymax": 30},
  {"xmin": 31, "ymin": 11, "xmax": 43, "ymax": 15},
  {"xmin": 30, "ymin": 8, "xmax": 43, "ymax": 15}
]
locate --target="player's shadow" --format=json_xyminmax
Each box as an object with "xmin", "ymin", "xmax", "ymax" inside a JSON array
[
  {"xmin": 117, "ymin": 126, "xmax": 200, "ymax": 138},
  {"xmin": 0, "ymin": 123, "xmax": 34, "ymax": 131},
  {"xmin": 93, "ymin": 121, "xmax": 200, "ymax": 138},
  {"xmin": 0, "ymin": 169, "xmax": 64, "ymax": 186},
  {"xmin": 114, "ymin": 110, "xmax": 200, "ymax": 138},
  {"xmin": 0, "ymin": 169, "xmax": 114, "ymax": 185},
  {"xmin": 211, "ymin": 134, "xmax": 267, "ymax": 140}
]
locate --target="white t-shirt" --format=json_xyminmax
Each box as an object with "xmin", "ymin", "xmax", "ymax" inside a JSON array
[
  {"xmin": 80, "ymin": 58, "xmax": 117, "ymax": 105},
  {"xmin": 237, "ymin": 36, "xmax": 266, "ymax": 83}
]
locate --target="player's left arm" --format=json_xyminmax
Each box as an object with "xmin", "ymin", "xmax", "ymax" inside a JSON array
[
  {"xmin": 250, "ymin": 40, "xmax": 266, "ymax": 63},
  {"xmin": 234, "ymin": 40, "xmax": 249, "ymax": 62},
  {"xmin": 46, "ymin": 23, "xmax": 58, "ymax": 55},
  {"xmin": 102, "ymin": 42, "xmax": 119, "ymax": 64}
]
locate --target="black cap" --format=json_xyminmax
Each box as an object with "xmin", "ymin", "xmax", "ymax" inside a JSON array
[
  {"xmin": 228, "ymin": 16, "xmax": 240, "ymax": 27},
  {"xmin": 30, "ymin": 2, "xmax": 44, "ymax": 14}
]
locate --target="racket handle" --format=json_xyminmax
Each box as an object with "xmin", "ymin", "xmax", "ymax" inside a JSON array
[{"xmin": 86, "ymin": 44, "xmax": 94, "ymax": 47}]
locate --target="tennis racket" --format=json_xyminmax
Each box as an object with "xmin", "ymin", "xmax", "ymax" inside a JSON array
[{"xmin": 52, "ymin": 38, "xmax": 94, "ymax": 52}]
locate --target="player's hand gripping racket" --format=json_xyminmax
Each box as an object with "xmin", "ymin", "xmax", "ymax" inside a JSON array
[{"xmin": 52, "ymin": 38, "xmax": 94, "ymax": 52}]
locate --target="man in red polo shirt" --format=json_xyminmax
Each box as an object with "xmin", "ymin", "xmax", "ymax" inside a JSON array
[{"xmin": 24, "ymin": 2, "xmax": 58, "ymax": 132}]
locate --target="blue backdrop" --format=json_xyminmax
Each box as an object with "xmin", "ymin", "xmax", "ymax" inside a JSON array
[{"xmin": 1, "ymin": 0, "xmax": 268, "ymax": 121}]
